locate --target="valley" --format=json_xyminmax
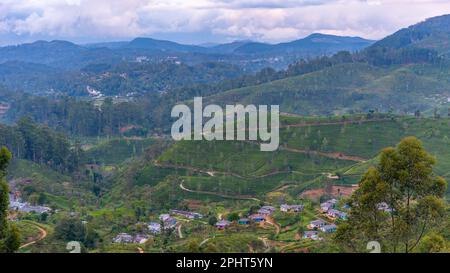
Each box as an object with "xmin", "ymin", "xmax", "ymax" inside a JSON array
[
  {"xmin": 3, "ymin": 113, "xmax": 449, "ymax": 253},
  {"xmin": 1, "ymin": 14, "xmax": 450, "ymax": 254}
]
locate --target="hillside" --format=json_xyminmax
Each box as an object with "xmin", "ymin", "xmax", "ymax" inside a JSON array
[
  {"xmin": 204, "ymin": 62, "xmax": 450, "ymax": 115},
  {"xmin": 105, "ymin": 115, "xmax": 450, "ymax": 211},
  {"xmin": 194, "ymin": 15, "xmax": 450, "ymax": 116},
  {"xmin": 5, "ymin": 115, "xmax": 450, "ymax": 253},
  {"xmin": 0, "ymin": 60, "xmax": 244, "ymax": 96},
  {"xmin": 370, "ymin": 14, "xmax": 450, "ymax": 57}
]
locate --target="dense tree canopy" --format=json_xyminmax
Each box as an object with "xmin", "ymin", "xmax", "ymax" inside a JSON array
[
  {"xmin": 0, "ymin": 117, "xmax": 82, "ymax": 172},
  {"xmin": 0, "ymin": 147, "xmax": 20, "ymax": 253}
]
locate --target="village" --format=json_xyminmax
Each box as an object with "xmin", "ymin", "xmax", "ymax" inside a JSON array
[
  {"xmin": 111, "ymin": 197, "xmax": 368, "ymax": 245},
  {"xmin": 8, "ymin": 192, "xmax": 52, "ymax": 215}
]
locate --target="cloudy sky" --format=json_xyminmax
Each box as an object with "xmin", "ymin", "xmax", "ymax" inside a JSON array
[{"xmin": 0, "ymin": 0, "xmax": 450, "ymax": 45}]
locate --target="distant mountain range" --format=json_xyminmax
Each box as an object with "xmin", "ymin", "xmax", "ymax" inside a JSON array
[
  {"xmin": 0, "ymin": 33, "xmax": 374, "ymax": 70},
  {"xmin": 116, "ymin": 33, "xmax": 374, "ymax": 55},
  {"xmin": 2, "ymin": 14, "xmax": 450, "ymax": 117},
  {"xmin": 228, "ymin": 34, "xmax": 373, "ymax": 55},
  {"xmin": 203, "ymin": 14, "xmax": 450, "ymax": 115}
]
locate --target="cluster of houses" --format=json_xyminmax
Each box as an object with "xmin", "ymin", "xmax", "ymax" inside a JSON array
[
  {"xmin": 112, "ymin": 200, "xmax": 354, "ymax": 243},
  {"xmin": 113, "ymin": 210, "xmax": 204, "ymax": 243},
  {"xmin": 303, "ymin": 199, "xmax": 392, "ymax": 240},
  {"xmin": 302, "ymin": 199, "xmax": 351, "ymax": 241},
  {"xmin": 304, "ymin": 219, "xmax": 338, "ymax": 240},
  {"xmin": 320, "ymin": 199, "xmax": 347, "ymax": 220},
  {"xmin": 113, "ymin": 233, "xmax": 150, "ymax": 244},
  {"xmin": 147, "ymin": 214, "xmax": 178, "ymax": 234},
  {"xmin": 216, "ymin": 204, "xmax": 303, "ymax": 229},
  {"xmin": 8, "ymin": 193, "xmax": 52, "ymax": 214}
]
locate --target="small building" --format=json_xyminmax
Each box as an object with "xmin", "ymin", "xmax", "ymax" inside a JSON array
[
  {"xmin": 164, "ymin": 218, "xmax": 177, "ymax": 229},
  {"xmin": 170, "ymin": 209, "xmax": 203, "ymax": 219},
  {"xmin": 320, "ymin": 224, "xmax": 337, "ymax": 233},
  {"xmin": 377, "ymin": 202, "xmax": 393, "ymax": 213},
  {"xmin": 257, "ymin": 208, "xmax": 273, "ymax": 216},
  {"xmin": 261, "ymin": 206, "xmax": 276, "ymax": 212},
  {"xmin": 281, "ymin": 204, "xmax": 304, "ymax": 213},
  {"xmin": 290, "ymin": 205, "xmax": 304, "ymax": 212},
  {"xmin": 336, "ymin": 211, "xmax": 347, "ymax": 220},
  {"xmin": 303, "ymin": 231, "xmax": 320, "ymax": 240},
  {"xmin": 327, "ymin": 209, "xmax": 347, "ymax": 220},
  {"xmin": 113, "ymin": 233, "xmax": 133, "ymax": 244},
  {"xmin": 309, "ymin": 219, "xmax": 326, "ymax": 229},
  {"xmin": 238, "ymin": 218, "xmax": 250, "ymax": 225},
  {"xmin": 216, "ymin": 220, "xmax": 231, "ymax": 229},
  {"xmin": 280, "ymin": 204, "xmax": 290, "ymax": 212},
  {"xmin": 148, "ymin": 222, "xmax": 161, "ymax": 234},
  {"xmin": 320, "ymin": 202, "xmax": 334, "ymax": 212},
  {"xmin": 159, "ymin": 214, "xmax": 171, "ymax": 221},
  {"xmin": 249, "ymin": 214, "xmax": 265, "ymax": 223},
  {"xmin": 134, "ymin": 234, "xmax": 149, "ymax": 244},
  {"xmin": 159, "ymin": 214, "xmax": 177, "ymax": 229}
]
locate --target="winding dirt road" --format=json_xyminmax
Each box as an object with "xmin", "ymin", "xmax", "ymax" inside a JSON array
[
  {"xmin": 281, "ymin": 118, "xmax": 392, "ymax": 128},
  {"xmin": 265, "ymin": 217, "xmax": 281, "ymax": 235},
  {"xmin": 19, "ymin": 223, "xmax": 47, "ymax": 249},
  {"xmin": 177, "ymin": 224, "xmax": 184, "ymax": 239},
  {"xmin": 280, "ymin": 146, "xmax": 367, "ymax": 162},
  {"xmin": 180, "ymin": 181, "xmax": 261, "ymax": 202}
]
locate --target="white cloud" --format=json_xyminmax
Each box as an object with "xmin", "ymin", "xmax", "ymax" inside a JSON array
[{"xmin": 0, "ymin": 0, "xmax": 449, "ymax": 44}]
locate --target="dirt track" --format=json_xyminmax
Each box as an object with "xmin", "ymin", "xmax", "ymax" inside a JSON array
[
  {"xmin": 281, "ymin": 118, "xmax": 391, "ymax": 128},
  {"xmin": 19, "ymin": 223, "xmax": 47, "ymax": 249},
  {"xmin": 281, "ymin": 146, "xmax": 367, "ymax": 162},
  {"xmin": 179, "ymin": 180, "xmax": 260, "ymax": 202}
]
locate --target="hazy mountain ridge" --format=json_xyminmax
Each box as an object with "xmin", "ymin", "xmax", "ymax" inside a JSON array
[
  {"xmin": 371, "ymin": 14, "xmax": 450, "ymax": 55},
  {"xmin": 0, "ymin": 33, "xmax": 374, "ymax": 70},
  {"xmin": 233, "ymin": 34, "xmax": 374, "ymax": 55},
  {"xmin": 201, "ymin": 15, "xmax": 450, "ymax": 115}
]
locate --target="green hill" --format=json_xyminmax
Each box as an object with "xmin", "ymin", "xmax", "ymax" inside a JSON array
[
  {"xmin": 105, "ymin": 115, "xmax": 450, "ymax": 209},
  {"xmin": 200, "ymin": 15, "xmax": 450, "ymax": 116},
  {"xmin": 204, "ymin": 62, "xmax": 450, "ymax": 115},
  {"xmin": 371, "ymin": 14, "xmax": 450, "ymax": 57}
]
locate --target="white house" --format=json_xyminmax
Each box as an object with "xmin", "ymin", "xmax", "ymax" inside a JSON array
[
  {"xmin": 327, "ymin": 209, "xmax": 347, "ymax": 220},
  {"xmin": 148, "ymin": 222, "xmax": 161, "ymax": 234},
  {"xmin": 280, "ymin": 204, "xmax": 290, "ymax": 212},
  {"xmin": 320, "ymin": 202, "xmax": 334, "ymax": 212},
  {"xmin": 280, "ymin": 204, "xmax": 304, "ymax": 212},
  {"xmin": 303, "ymin": 231, "xmax": 320, "ymax": 240},
  {"xmin": 113, "ymin": 233, "xmax": 133, "ymax": 244},
  {"xmin": 309, "ymin": 219, "xmax": 326, "ymax": 229},
  {"xmin": 134, "ymin": 234, "xmax": 149, "ymax": 244},
  {"xmin": 320, "ymin": 224, "xmax": 337, "ymax": 233}
]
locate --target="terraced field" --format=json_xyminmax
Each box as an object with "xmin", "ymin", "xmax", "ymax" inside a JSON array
[{"xmin": 149, "ymin": 115, "xmax": 450, "ymax": 199}]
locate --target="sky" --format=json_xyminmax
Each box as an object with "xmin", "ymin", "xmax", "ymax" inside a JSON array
[{"xmin": 0, "ymin": 0, "xmax": 450, "ymax": 46}]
